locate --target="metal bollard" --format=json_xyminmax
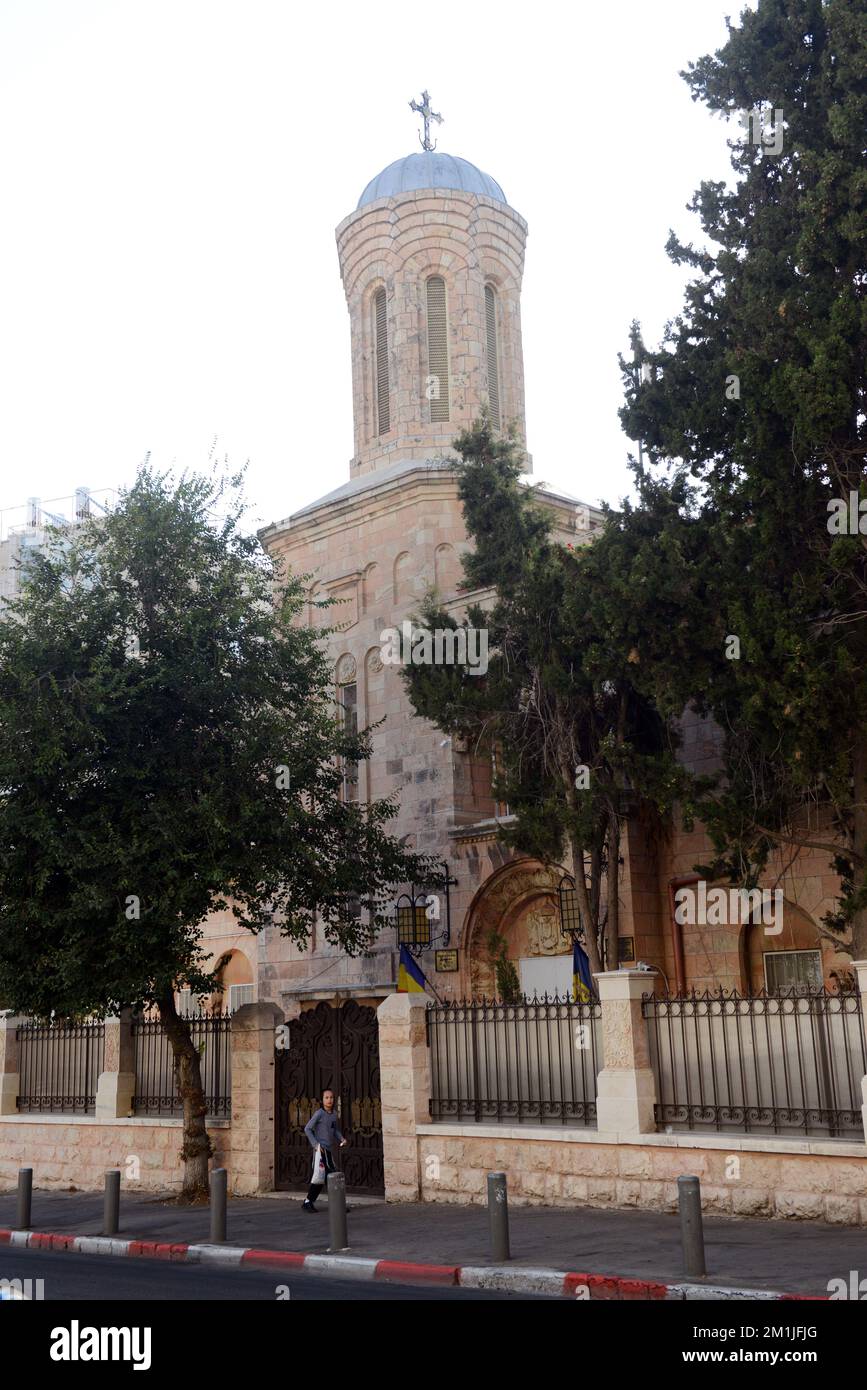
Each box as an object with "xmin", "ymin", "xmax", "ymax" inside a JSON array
[
  {"xmin": 678, "ymin": 1174, "xmax": 706, "ymax": 1278},
  {"xmin": 103, "ymin": 1169, "xmax": 121, "ymax": 1236},
  {"xmin": 16, "ymin": 1167, "xmax": 32, "ymax": 1230},
  {"xmin": 487, "ymin": 1171, "xmax": 511, "ymax": 1262},
  {"xmin": 210, "ymin": 1167, "xmax": 227, "ymax": 1244},
  {"xmin": 327, "ymin": 1171, "xmax": 349, "ymax": 1253}
]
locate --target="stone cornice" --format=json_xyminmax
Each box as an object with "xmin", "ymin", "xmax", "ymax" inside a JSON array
[
  {"xmin": 449, "ymin": 815, "xmax": 517, "ymax": 845},
  {"xmin": 260, "ymin": 465, "xmax": 464, "ymax": 552},
  {"xmin": 335, "ymin": 187, "xmax": 529, "ymax": 251},
  {"xmin": 260, "ymin": 469, "xmax": 601, "ymax": 557}
]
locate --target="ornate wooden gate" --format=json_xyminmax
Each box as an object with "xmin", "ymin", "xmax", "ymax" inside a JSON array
[{"xmin": 274, "ymin": 1000, "xmax": 383, "ymax": 1195}]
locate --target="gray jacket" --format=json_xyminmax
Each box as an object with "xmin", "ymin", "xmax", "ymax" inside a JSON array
[{"xmin": 304, "ymin": 1106, "xmax": 345, "ymax": 1150}]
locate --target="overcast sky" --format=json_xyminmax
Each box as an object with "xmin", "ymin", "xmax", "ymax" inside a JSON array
[{"xmin": 0, "ymin": 0, "xmax": 750, "ymax": 537}]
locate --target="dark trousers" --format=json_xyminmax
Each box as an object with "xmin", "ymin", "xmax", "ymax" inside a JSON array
[{"xmin": 306, "ymin": 1145, "xmax": 335, "ymax": 1203}]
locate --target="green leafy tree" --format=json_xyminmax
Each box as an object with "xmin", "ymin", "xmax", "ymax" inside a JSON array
[
  {"xmin": 402, "ymin": 420, "xmax": 696, "ymax": 977},
  {"xmin": 619, "ymin": 0, "xmax": 867, "ymax": 957},
  {"xmin": 0, "ymin": 466, "xmax": 434, "ymax": 1197}
]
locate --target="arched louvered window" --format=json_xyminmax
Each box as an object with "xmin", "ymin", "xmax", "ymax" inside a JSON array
[
  {"xmin": 485, "ymin": 284, "xmax": 501, "ymax": 429},
  {"xmin": 338, "ymin": 679, "xmax": 358, "ymax": 804},
  {"xmin": 426, "ymin": 275, "xmax": 449, "ymax": 422},
  {"xmin": 374, "ymin": 287, "xmax": 390, "ymax": 435}
]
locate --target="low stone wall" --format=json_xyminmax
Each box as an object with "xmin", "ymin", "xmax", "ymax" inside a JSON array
[
  {"xmin": 379, "ymin": 987, "xmax": 867, "ymax": 1226},
  {"xmin": 0, "ymin": 1115, "xmax": 231, "ymax": 1193},
  {"xmin": 415, "ymin": 1124, "xmax": 867, "ymax": 1225},
  {"xmin": 0, "ymin": 1001, "xmax": 282, "ymax": 1197}
]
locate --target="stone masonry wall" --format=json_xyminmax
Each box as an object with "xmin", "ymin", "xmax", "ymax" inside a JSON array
[
  {"xmin": 414, "ymin": 1128, "xmax": 867, "ymax": 1225},
  {"xmin": 0, "ymin": 1001, "xmax": 279, "ymax": 1197},
  {"xmin": 0, "ymin": 1117, "xmax": 230, "ymax": 1193},
  {"xmin": 382, "ymin": 965, "xmax": 867, "ymax": 1227}
]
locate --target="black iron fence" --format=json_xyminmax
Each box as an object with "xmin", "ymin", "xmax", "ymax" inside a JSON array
[
  {"xmin": 131, "ymin": 1011, "xmax": 232, "ymax": 1118},
  {"xmin": 16, "ymin": 1019, "xmax": 105, "ymax": 1115},
  {"xmin": 644, "ymin": 987, "xmax": 866, "ymax": 1140},
  {"xmin": 427, "ymin": 994, "xmax": 602, "ymax": 1126}
]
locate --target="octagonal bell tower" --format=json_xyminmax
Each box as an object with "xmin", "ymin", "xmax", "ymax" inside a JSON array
[{"xmin": 336, "ymin": 110, "xmax": 529, "ymax": 480}]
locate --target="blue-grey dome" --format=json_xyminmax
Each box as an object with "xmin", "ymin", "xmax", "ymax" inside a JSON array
[{"xmin": 357, "ymin": 152, "xmax": 506, "ymax": 209}]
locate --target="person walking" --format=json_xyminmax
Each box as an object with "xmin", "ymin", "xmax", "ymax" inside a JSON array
[{"xmin": 302, "ymin": 1088, "xmax": 347, "ymax": 1211}]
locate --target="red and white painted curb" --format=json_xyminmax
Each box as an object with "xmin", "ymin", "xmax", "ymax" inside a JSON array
[{"xmin": 0, "ymin": 1227, "xmax": 822, "ymax": 1300}]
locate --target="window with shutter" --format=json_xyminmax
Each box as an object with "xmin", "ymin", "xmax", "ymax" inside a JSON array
[
  {"xmin": 228, "ymin": 983, "xmax": 255, "ymax": 1013},
  {"xmin": 374, "ymin": 288, "xmax": 389, "ymax": 435},
  {"xmin": 485, "ymin": 285, "xmax": 501, "ymax": 429},
  {"xmin": 426, "ymin": 275, "xmax": 449, "ymax": 422}
]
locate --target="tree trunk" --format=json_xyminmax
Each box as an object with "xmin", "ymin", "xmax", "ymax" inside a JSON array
[
  {"xmin": 567, "ymin": 827, "xmax": 602, "ymax": 976},
  {"xmin": 558, "ymin": 744, "xmax": 603, "ymax": 976},
  {"xmin": 850, "ymin": 736, "xmax": 867, "ymax": 961},
  {"xmin": 157, "ymin": 991, "xmax": 213, "ymax": 1201},
  {"xmin": 605, "ymin": 809, "xmax": 621, "ymax": 972}
]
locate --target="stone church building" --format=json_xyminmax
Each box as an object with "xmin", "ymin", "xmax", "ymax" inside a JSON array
[{"xmin": 197, "ymin": 123, "xmax": 850, "ymax": 1023}]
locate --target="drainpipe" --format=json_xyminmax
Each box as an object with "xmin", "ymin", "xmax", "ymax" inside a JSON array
[{"xmin": 667, "ymin": 875, "xmax": 699, "ymax": 996}]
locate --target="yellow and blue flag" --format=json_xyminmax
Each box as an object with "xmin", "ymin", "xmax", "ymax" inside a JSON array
[
  {"xmin": 398, "ymin": 944, "xmax": 428, "ymax": 994},
  {"xmin": 573, "ymin": 939, "xmax": 594, "ymax": 1003}
]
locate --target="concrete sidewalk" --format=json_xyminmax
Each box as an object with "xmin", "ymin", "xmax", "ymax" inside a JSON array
[{"xmin": 0, "ymin": 1187, "xmax": 860, "ymax": 1295}]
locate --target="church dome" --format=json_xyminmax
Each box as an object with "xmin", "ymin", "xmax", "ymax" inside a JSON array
[{"xmin": 357, "ymin": 151, "xmax": 507, "ymax": 209}]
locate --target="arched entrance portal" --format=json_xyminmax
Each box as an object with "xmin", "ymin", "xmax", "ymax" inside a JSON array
[{"xmin": 462, "ymin": 860, "xmax": 572, "ymax": 999}]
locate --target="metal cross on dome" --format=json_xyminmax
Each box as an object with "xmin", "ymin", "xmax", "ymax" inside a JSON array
[{"xmin": 409, "ymin": 90, "xmax": 443, "ymax": 152}]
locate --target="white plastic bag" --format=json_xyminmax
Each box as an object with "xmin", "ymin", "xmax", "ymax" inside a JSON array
[{"xmin": 311, "ymin": 1144, "xmax": 327, "ymax": 1186}]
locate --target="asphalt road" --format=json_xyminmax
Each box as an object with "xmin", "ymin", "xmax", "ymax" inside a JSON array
[{"xmin": 0, "ymin": 1246, "xmax": 540, "ymax": 1300}]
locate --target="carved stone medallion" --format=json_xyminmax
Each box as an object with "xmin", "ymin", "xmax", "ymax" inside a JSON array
[
  {"xmin": 336, "ymin": 653, "xmax": 357, "ymax": 684},
  {"xmin": 527, "ymin": 905, "xmax": 563, "ymax": 956}
]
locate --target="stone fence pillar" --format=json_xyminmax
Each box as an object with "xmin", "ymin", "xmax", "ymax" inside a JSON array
[
  {"xmin": 231, "ymin": 1002, "xmax": 282, "ymax": 1195},
  {"xmin": 377, "ymin": 993, "xmax": 430, "ymax": 1203},
  {"xmin": 594, "ymin": 969, "xmax": 658, "ymax": 1137},
  {"xmin": 853, "ymin": 961, "xmax": 867, "ymax": 1144},
  {"xmin": 95, "ymin": 1008, "xmax": 135, "ymax": 1119},
  {"xmin": 0, "ymin": 1014, "xmax": 23, "ymax": 1115}
]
